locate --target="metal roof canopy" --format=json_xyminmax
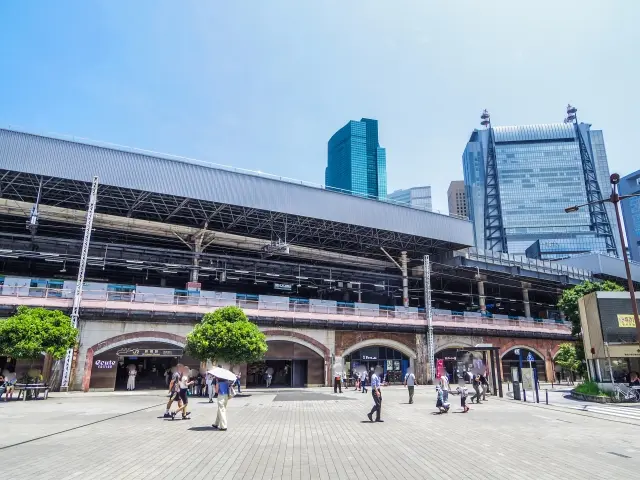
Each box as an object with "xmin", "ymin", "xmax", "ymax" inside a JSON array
[{"xmin": 0, "ymin": 128, "xmax": 473, "ymax": 259}]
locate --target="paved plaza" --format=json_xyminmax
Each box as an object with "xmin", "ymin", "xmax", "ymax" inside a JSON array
[{"xmin": 1, "ymin": 386, "xmax": 640, "ymax": 479}]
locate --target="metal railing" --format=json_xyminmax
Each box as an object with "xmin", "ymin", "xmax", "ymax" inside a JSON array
[{"xmin": 0, "ymin": 286, "xmax": 571, "ymax": 331}]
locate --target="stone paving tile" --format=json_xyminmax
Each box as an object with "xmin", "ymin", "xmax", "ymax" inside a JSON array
[{"xmin": 1, "ymin": 387, "xmax": 639, "ymax": 479}]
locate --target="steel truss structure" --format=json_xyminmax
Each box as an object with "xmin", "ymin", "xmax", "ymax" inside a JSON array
[
  {"xmin": 483, "ymin": 124, "xmax": 507, "ymax": 253},
  {"xmin": 0, "ymin": 169, "xmax": 464, "ymax": 259},
  {"xmin": 573, "ymin": 126, "xmax": 617, "ymax": 256}
]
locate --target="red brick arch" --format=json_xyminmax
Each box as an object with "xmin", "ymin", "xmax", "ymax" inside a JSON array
[
  {"xmin": 262, "ymin": 329, "xmax": 331, "ymax": 386},
  {"xmin": 82, "ymin": 331, "xmax": 187, "ymax": 392}
]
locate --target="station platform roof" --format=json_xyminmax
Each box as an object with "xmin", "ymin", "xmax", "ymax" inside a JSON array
[{"xmin": 0, "ymin": 128, "xmax": 473, "ymax": 259}]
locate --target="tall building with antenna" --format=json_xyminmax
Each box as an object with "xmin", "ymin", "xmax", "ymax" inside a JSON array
[{"xmin": 462, "ymin": 106, "xmax": 621, "ymax": 260}]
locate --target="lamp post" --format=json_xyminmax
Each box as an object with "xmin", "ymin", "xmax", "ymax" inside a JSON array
[{"xmin": 565, "ymin": 173, "xmax": 640, "ymax": 343}]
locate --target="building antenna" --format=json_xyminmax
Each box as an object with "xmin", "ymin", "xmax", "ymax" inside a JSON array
[
  {"xmin": 480, "ymin": 109, "xmax": 491, "ymax": 129},
  {"xmin": 565, "ymin": 104, "xmax": 578, "ymax": 124}
]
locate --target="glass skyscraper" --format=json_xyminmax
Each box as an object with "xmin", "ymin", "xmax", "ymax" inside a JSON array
[
  {"xmin": 620, "ymin": 170, "xmax": 640, "ymax": 261},
  {"xmin": 326, "ymin": 118, "xmax": 387, "ymax": 200},
  {"xmin": 388, "ymin": 186, "xmax": 432, "ymax": 210},
  {"xmin": 463, "ymin": 121, "xmax": 620, "ymax": 260}
]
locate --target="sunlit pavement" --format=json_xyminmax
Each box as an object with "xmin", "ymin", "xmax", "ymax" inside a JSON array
[{"xmin": 1, "ymin": 386, "xmax": 640, "ymax": 479}]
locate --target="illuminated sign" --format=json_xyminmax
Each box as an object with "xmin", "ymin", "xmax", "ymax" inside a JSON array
[{"xmin": 94, "ymin": 360, "xmax": 117, "ymax": 369}]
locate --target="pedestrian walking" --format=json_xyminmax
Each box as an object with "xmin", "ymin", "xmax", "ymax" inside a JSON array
[
  {"xmin": 404, "ymin": 370, "xmax": 416, "ymax": 404},
  {"xmin": 361, "ymin": 370, "xmax": 368, "ymax": 393},
  {"xmin": 126, "ymin": 366, "xmax": 137, "ymax": 391},
  {"xmin": 480, "ymin": 374, "xmax": 489, "ymax": 401},
  {"xmin": 470, "ymin": 374, "xmax": 482, "ymax": 404},
  {"xmin": 457, "ymin": 384, "xmax": 470, "ymax": 413},
  {"xmin": 234, "ymin": 372, "xmax": 242, "ymax": 394},
  {"xmin": 212, "ymin": 379, "xmax": 231, "ymax": 431},
  {"xmin": 334, "ymin": 370, "xmax": 342, "ymax": 393},
  {"xmin": 265, "ymin": 371, "xmax": 272, "ymax": 388},
  {"xmin": 163, "ymin": 365, "xmax": 184, "ymax": 418},
  {"xmin": 172, "ymin": 372, "xmax": 194, "ymax": 420},
  {"xmin": 366, "ymin": 368, "xmax": 383, "ymax": 422},
  {"xmin": 206, "ymin": 372, "xmax": 215, "ymax": 403}
]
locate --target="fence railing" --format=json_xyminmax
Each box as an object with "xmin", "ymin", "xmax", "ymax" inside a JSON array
[{"xmin": 0, "ymin": 286, "xmax": 571, "ymax": 331}]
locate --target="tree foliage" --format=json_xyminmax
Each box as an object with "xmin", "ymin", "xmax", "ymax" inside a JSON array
[
  {"xmin": 0, "ymin": 306, "xmax": 78, "ymax": 360},
  {"xmin": 185, "ymin": 306, "xmax": 267, "ymax": 365},
  {"xmin": 554, "ymin": 343, "xmax": 581, "ymax": 373},
  {"xmin": 558, "ymin": 280, "xmax": 623, "ymax": 336}
]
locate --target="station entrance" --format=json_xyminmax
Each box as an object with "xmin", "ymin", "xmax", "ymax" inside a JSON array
[
  {"xmin": 89, "ymin": 343, "xmax": 198, "ymax": 391},
  {"xmin": 246, "ymin": 340, "xmax": 323, "ymax": 387}
]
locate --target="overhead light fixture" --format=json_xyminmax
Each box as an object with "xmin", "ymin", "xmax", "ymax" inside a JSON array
[
  {"xmin": 226, "ymin": 276, "xmax": 240, "ymax": 281},
  {"xmin": 307, "ymin": 285, "xmax": 318, "ymax": 289},
  {"xmin": 161, "ymin": 270, "xmax": 177, "ymax": 274},
  {"xmin": 127, "ymin": 266, "xmax": 144, "ymax": 270},
  {"xmin": 234, "ymin": 270, "xmax": 250, "ymax": 274},
  {"xmin": 323, "ymin": 279, "xmax": 335, "ymax": 283},
  {"xmin": 254, "ymin": 280, "xmax": 267, "ymax": 284},
  {"xmin": 296, "ymin": 276, "xmax": 309, "ymax": 280},
  {"xmin": 266, "ymin": 273, "xmax": 280, "ymax": 277},
  {"xmin": 38, "ymin": 253, "xmax": 60, "ymax": 257},
  {"xmin": 126, "ymin": 260, "xmax": 144, "ymax": 264},
  {"xmin": 0, "ymin": 249, "xmax": 13, "ymax": 253},
  {"xmin": 374, "ymin": 284, "xmax": 384, "ymax": 288},
  {"xmin": 44, "ymin": 258, "xmax": 64, "ymax": 263}
]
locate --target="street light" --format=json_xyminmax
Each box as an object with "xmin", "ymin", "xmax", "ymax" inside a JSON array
[{"xmin": 565, "ymin": 173, "xmax": 640, "ymax": 343}]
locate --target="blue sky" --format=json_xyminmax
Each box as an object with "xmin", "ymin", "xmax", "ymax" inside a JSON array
[{"xmin": 0, "ymin": 1, "xmax": 637, "ymax": 213}]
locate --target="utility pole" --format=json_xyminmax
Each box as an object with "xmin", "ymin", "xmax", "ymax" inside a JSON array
[
  {"xmin": 424, "ymin": 255, "xmax": 435, "ymax": 383},
  {"xmin": 380, "ymin": 248, "xmax": 409, "ymax": 307},
  {"xmin": 60, "ymin": 176, "xmax": 98, "ymax": 391}
]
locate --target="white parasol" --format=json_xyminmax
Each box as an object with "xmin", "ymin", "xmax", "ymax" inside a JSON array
[{"xmin": 207, "ymin": 366, "xmax": 237, "ymax": 382}]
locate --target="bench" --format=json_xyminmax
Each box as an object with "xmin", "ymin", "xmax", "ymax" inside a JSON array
[{"xmin": 14, "ymin": 383, "xmax": 50, "ymax": 401}]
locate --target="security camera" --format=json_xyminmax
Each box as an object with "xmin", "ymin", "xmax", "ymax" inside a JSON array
[{"xmin": 610, "ymin": 173, "xmax": 620, "ymax": 185}]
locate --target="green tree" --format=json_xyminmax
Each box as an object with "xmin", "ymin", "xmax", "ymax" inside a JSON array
[
  {"xmin": 0, "ymin": 306, "xmax": 78, "ymax": 360},
  {"xmin": 557, "ymin": 280, "xmax": 624, "ymax": 373},
  {"xmin": 185, "ymin": 306, "xmax": 267, "ymax": 365},
  {"xmin": 554, "ymin": 343, "xmax": 581, "ymax": 383},
  {"xmin": 558, "ymin": 280, "xmax": 623, "ymax": 336}
]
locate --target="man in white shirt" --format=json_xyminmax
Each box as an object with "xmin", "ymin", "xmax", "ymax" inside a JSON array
[
  {"xmin": 404, "ymin": 371, "xmax": 417, "ymax": 404},
  {"xmin": 366, "ymin": 369, "xmax": 383, "ymax": 422}
]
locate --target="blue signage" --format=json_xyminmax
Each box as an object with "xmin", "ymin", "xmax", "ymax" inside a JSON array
[{"xmin": 526, "ymin": 353, "xmax": 535, "ymax": 362}]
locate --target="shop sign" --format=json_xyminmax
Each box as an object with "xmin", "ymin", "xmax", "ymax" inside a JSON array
[
  {"xmin": 444, "ymin": 356, "xmax": 456, "ymax": 361},
  {"xmin": 116, "ymin": 348, "xmax": 184, "ymax": 357},
  {"xmin": 95, "ymin": 360, "xmax": 117, "ymax": 369},
  {"xmin": 362, "ymin": 355, "xmax": 377, "ymax": 360},
  {"xmin": 608, "ymin": 345, "xmax": 640, "ymax": 358},
  {"xmin": 274, "ymin": 283, "xmax": 292, "ymax": 291},
  {"xmin": 617, "ymin": 314, "xmax": 636, "ymax": 328}
]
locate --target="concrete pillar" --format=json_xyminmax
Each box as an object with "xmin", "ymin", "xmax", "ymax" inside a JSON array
[
  {"xmin": 415, "ymin": 333, "xmax": 429, "ymax": 385},
  {"xmin": 401, "ymin": 251, "xmax": 409, "ymax": 308},
  {"xmin": 544, "ymin": 357, "xmax": 554, "ymax": 383},
  {"xmin": 477, "ymin": 280, "xmax": 486, "ymax": 313},
  {"xmin": 522, "ymin": 282, "xmax": 531, "ymax": 318}
]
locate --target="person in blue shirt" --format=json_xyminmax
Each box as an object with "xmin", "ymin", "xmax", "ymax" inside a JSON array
[
  {"xmin": 212, "ymin": 378, "xmax": 231, "ymax": 431},
  {"xmin": 366, "ymin": 368, "xmax": 383, "ymax": 422}
]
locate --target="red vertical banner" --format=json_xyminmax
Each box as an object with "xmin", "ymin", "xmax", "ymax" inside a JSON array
[{"xmin": 436, "ymin": 359, "xmax": 444, "ymax": 379}]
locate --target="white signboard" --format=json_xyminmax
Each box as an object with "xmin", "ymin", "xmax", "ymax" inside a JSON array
[
  {"xmin": 1, "ymin": 277, "xmax": 32, "ymax": 296},
  {"xmin": 134, "ymin": 286, "xmax": 175, "ymax": 304},
  {"xmin": 198, "ymin": 291, "xmax": 237, "ymax": 307},
  {"xmin": 354, "ymin": 302, "xmax": 379, "ymax": 317},
  {"xmin": 521, "ymin": 367, "xmax": 535, "ymax": 391},
  {"xmin": 258, "ymin": 295, "xmax": 290, "ymax": 311},
  {"xmin": 62, "ymin": 281, "xmax": 109, "ymax": 300},
  {"xmin": 309, "ymin": 299, "xmax": 337, "ymax": 314}
]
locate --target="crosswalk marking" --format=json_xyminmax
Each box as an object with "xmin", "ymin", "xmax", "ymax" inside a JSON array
[{"xmin": 567, "ymin": 404, "xmax": 640, "ymax": 420}]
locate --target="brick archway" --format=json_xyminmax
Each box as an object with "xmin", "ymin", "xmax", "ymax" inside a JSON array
[
  {"xmin": 262, "ymin": 330, "xmax": 331, "ymax": 386},
  {"xmin": 82, "ymin": 331, "xmax": 187, "ymax": 392}
]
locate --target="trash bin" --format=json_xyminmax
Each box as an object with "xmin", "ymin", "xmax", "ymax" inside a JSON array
[{"xmin": 512, "ymin": 381, "xmax": 521, "ymax": 401}]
